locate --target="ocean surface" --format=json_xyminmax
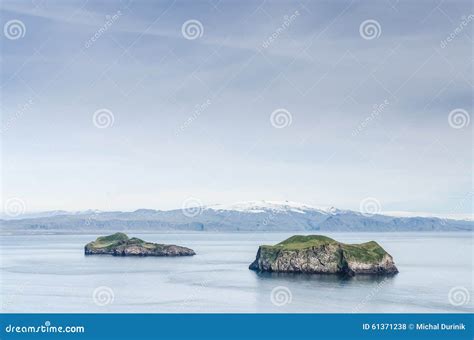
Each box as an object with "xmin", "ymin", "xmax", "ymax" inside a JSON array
[{"xmin": 1, "ymin": 232, "xmax": 472, "ymax": 313}]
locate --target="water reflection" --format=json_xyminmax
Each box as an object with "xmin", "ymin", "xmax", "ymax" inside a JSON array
[{"xmin": 253, "ymin": 271, "xmax": 396, "ymax": 285}]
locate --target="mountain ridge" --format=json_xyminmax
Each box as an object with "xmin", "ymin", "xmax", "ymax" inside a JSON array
[{"xmin": 1, "ymin": 200, "xmax": 472, "ymax": 232}]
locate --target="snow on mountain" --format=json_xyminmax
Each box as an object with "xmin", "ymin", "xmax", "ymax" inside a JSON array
[
  {"xmin": 0, "ymin": 209, "xmax": 102, "ymax": 220},
  {"xmin": 205, "ymin": 201, "xmax": 471, "ymax": 221},
  {"xmin": 382, "ymin": 211, "xmax": 473, "ymax": 221},
  {"xmin": 1, "ymin": 200, "xmax": 472, "ymax": 232},
  {"xmin": 206, "ymin": 200, "xmax": 333, "ymax": 214}
]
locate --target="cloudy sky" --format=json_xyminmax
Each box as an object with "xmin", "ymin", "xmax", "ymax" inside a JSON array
[{"xmin": 1, "ymin": 0, "xmax": 472, "ymax": 215}]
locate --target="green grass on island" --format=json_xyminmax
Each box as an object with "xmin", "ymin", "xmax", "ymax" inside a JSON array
[
  {"xmin": 276, "ymin": 235, "xmax": 337, "ymax": 249},
  {"xmin": 85, "ymin": 232, "xmax": 196, "ymax": 256},
  {"xmin": 87, "ymin": 232, "xmax": 149, "ymax": 250},
  {"xmin": 261, "ymin": 235, "xmax": 388, "ymax": 263},
  {"xmin": 94, "ymin": 232, "xmax": 129, "ymax": 244}
]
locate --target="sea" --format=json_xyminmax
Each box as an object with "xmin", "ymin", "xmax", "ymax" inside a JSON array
[{"xmin": 1, "ymin": 232, "xmax": 472, "ymax": 313}]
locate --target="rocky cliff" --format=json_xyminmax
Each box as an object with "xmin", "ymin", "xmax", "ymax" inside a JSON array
[
  {"xmin": 249, "ymin": 235, "xmax": 398, "ymax": 275},
  {"xmin": 84, "ymin": 232, "xmax": 195, "ymax": 256}
]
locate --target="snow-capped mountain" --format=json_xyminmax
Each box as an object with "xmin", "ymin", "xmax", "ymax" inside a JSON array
[
  {"xmin": 0, "ymin": 209, "xmax": 102, "ymax": 220},
  {"xmin": 381, "ymin": 211, "xmax": 473, "ymax": 221},
  {"xmin": 1, "ymin": 200, "xmax": 472, "ymax": 232},
  {"xmin": 205, "ymin": 200, "xmax": 334, "ymax": 214}
]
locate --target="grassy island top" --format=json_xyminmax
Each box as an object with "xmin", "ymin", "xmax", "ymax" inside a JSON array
[
  {"xmin": 261, "ymin": 235, "xmax": 389, "ymax": 263},
  {"xmin": 276, "ymin": 235, "xmax": 337, "ymax": 249},
  {"xmin": 87, "ymin": 232, "xmax": 148, "ymax": 249},
  {"xmin": 95, "ymin": 232, "xmax": 129, "ymax": 243}
]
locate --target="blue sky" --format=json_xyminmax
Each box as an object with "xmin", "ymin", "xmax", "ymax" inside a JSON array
[{"xmin": 1, "ymin": 0, "xmax": 472, "ymax": 215}]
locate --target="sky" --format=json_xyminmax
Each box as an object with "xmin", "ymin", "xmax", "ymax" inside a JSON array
[{"xmin": 0, "ymin": 0, "xmax": 472, "ymax": 216}]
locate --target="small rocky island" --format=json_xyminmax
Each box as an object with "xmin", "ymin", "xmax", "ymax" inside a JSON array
[
  {"xmin": 84, "ymin": 233, "xmax": 195, "ymax": 256},
  {"xmin": 249, "ymin": 235, "xmax": 398, "ymax": 276}
]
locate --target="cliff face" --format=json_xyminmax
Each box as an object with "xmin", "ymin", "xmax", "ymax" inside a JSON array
[
  {"xmin": 84, "ymin": 233, "xmax": 195, "ymax": 256},
  {"xmin": 249, "ymin": 235, "xmax": 398, "ymax": 275}
]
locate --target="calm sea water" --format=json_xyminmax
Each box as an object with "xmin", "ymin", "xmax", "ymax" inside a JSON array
[{"xmin": 1, "ymin": 232, "xmax": 472, "ymax": 313}]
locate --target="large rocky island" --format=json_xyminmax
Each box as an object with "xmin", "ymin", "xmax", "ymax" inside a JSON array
[
  {"xmin": 249, "ymin": 235, "xmax": 398, "ymax": 276},
  {"xmin": 84, "ymin": 233, "xmax": 195, "ymax": 256}
]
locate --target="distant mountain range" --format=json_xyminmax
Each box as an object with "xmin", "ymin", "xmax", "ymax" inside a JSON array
[{"xmin": 1, "ymin": 201, "xmax": 472, "ymax": 232}]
